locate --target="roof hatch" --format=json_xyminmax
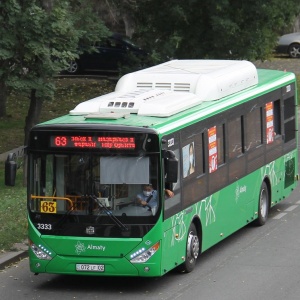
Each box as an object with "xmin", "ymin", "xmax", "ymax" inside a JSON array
[{"xmin": 69, "ymin": 59, "xmax": 258, "ymax": 117}]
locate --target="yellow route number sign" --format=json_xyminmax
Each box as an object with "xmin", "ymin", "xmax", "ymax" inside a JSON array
[{"xmin": 40, "ymin": 201, "xmax": 57, "ymax": 213}]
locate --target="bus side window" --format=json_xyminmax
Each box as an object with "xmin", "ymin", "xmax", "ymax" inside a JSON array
[
  {"xmin": 283, "ymin": 96, "xmax": 295, "ymax": 143},
  {"xmin": 273, "ymin": 99, "xmax": 281, "ymax": 137},
  {"xmin": 217, "ymin": 124, "xmax": 225, "ymax": 165},
  {"xmin": 245, "ymin": 106, "xmax": 262, "ymax": 151},
  {"xmin": 228, "ymin": 116, "xmax": 243, "ymax": 159}
]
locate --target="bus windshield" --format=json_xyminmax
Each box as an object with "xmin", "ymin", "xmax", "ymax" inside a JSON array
[{"xmin": 28, "ymin": 153, "xmax": 160, "ymax": 238}]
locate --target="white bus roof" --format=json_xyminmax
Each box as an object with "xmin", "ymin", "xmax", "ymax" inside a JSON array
[{"xmin": 69, "ymin": 59, "xmax": 258, "ymax": 117}]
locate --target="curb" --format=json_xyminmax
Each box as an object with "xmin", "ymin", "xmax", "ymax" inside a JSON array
[{"xmin": 0, "ymin": 250, "xmax": 28, "ymax": 271}]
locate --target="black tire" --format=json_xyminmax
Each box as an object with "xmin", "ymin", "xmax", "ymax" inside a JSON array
[
  {"xmin": 66, "ymin": 60, "xmax": 80, "ymax": 74},
  {"xmin": 254, "ymin": 181, "xmax": 269, "ymax": 226},
  {"xmin": 288, "ymin": 43, "xmax": 300, "ymax": 58},
  {"xmin": 177, "ymin": 223, "xmax": 200, "ymax": 273}
]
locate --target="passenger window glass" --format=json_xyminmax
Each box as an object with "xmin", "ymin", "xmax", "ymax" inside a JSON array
[
  {"xmin": 245, "ymin": 107, "xmax": 262, "ymax": 151},
  {"xmin": 217, "ymin": 124, "xmax": 225, "ymax": 165},
  {"xmin": 228, "ymin": 116, "xmax": 243, "ymax": 159},
  {"xmin": 273, "ymin": 99, "xmax": 281, "ymax": 136},
  {"xmin": 284, "ymin": 96, "xmax": 296, "ymax": 143}
]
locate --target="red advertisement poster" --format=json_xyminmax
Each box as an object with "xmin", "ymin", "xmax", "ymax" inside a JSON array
[
  {"xmin": 208, "ymin": 126, "xmax": 217, "ymax": 173},
  {"xmin": 266, "ymin": 102, "xmax": 274, "ymax": 144}
]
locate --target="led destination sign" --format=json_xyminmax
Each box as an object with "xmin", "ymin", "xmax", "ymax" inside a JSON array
[{"xmin": 50, "ymin": 136, "xmax": 136, "ymax": 149}]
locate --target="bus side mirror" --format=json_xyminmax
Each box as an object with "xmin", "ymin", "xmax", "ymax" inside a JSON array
[{"xmin": 164, "ymin": 150, "xmax": 178, "ymax": 183}]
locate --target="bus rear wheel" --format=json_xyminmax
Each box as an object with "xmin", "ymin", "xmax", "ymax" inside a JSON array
[
  {"xmin": 177, "ymin": 223, "xmax": 200, "ymax": 273},
  {"xmin": 254, "ymin": 181, "xmax": 269, "ymax": 226}
]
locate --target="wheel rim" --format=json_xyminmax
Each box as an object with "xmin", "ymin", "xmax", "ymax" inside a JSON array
[
  {"xmin": 68, "ymin": 61, "xmax": 78, "ymax": 73},
  {"xmin": 289, "ymin": 45, "xmax": 300, "ymax": 58},
  {"xmin": 260, "ymin": 188, "xmax": 267, "ymax": 218},
  {"xmin": 187, "ymin": 230, "xmax": 199, "ymax": 263}
]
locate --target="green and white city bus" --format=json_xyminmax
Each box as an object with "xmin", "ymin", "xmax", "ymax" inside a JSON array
[{"xmin": 27, "ymin": 60, "xmax": 298, "ymax": 277}]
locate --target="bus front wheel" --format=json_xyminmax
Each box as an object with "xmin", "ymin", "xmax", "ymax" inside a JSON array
[
  {"xmin": 177, "ymin": 223, "xmax": 200, "ymax": 273},
  {"xmin": 254, "ymin": 181, "xmax": 269, "ymax": 226}
]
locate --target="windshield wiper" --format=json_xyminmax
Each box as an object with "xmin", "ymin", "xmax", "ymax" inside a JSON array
[
  {"xmin": 90, "ymin": 195, "xmax": 128, "ymax": 231},
  {"xmin": 52, "ymin": 200, "xmax": 79, "ymax": 233}
]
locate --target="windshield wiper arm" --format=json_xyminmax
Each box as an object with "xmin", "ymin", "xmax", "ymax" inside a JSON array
[
  {"xmin": 52, "ymin": 200, "xmax": 78, "ymax": 233},
  {"xmin": 90, "ymin": 195, "xmax": 128, "ymax": 231}
]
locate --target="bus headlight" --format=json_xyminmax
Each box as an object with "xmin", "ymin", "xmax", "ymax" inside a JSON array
[
  {"xmin": 130, "ymin": 241, "xmax": 160, "ymax": 263},
  {"xmin": 29, "ymin": 240, "xmax": 52, "ymax": 260}
]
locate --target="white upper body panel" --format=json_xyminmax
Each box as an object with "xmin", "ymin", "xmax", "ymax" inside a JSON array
[{"xmin": 69, "ymin": 59, "xmax": 258, "ymax": 117}]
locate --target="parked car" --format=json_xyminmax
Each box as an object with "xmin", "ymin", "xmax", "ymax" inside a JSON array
[
  {"xmin": 65, "ymin": 33, "xmax": 147, "ymax": 74},
  {"xmin": 276, "ymin": 32, "xmax": 300, "ymax": 58}
]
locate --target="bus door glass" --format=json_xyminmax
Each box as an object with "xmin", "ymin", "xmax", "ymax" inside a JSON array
[{"xmin": 163, "ymin": 134, "xmax": 181, "ymax": 219}]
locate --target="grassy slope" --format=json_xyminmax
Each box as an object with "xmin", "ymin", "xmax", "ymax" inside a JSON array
[{"xmin": 0, "ymin": 162, "xmax": 27, "ymax": 251}]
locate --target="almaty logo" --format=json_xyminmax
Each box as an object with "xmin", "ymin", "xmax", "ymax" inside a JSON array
[{"xmin": 75, "ymin": 241, "xmax": 86, "ymax": 255}]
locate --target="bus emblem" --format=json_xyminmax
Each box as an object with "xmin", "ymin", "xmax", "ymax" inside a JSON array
[
  {"xmin": 86, "ymin": 226, "xmax": 95, "ymax": 235},
  {"xmin": 75, "ymin": 241, "xmax": 86, "ymax": 255}
]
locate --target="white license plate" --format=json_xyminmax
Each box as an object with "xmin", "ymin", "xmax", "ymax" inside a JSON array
[{"xmin": 76, "ymin": 263, "xmax": 105, "ymax": 272}]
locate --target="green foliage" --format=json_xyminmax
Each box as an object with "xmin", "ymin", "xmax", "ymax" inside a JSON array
[
  {"xmin": 0, "ymin": 0, "xmax": 111, "ymax": 148},
  {"xmin": 71, "ymin": 0, "xmax": 110, "ymax": 47},
  {"xmin": 0, "ymin": 0, "xmax": 110, "ymax": 111},
  {"xmin": 1, "ymin": 1, "xmax": 72, "ymax": 79},
  {"xmin": 134, "ymin": 0, "xmax": 300, "ymax": 61}
]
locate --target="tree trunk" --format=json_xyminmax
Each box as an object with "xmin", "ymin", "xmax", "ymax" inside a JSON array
[
  {"xmin": 0, "ymin": 80, "xmax": 8, "ymax": 117},
  {"xmin": 123, "ymin": 13, "xmax": 135, "ymax": 38},
  {"xmin": 23, "ymin": 89, "xmax": 44, "ymax": 186},
  {"xmin": 24, "ymin": 89, "xmax": 44, "ymax": 146},
  {"xmin": 23, "ymin": 1, "xmax": 51, "ymax": 186}
]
